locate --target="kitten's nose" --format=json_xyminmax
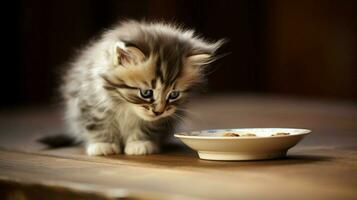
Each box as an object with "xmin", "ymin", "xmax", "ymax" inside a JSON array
[{"xmin": 153, "ymin": 111, "xmax": 164, "ymax": 116}]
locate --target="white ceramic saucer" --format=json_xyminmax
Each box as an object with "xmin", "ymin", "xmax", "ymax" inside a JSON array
[{"xmin": 174, "ymin": 128, "xmax": 311, "ymax": 161}]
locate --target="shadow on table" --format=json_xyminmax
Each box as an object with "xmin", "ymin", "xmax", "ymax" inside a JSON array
[
  {"xmin": 270, "ymin": 154, "xmax": 333, "ymax": 165},
  {"xmin": 136, "ymin": 142, "xmax": 335, "ymax": 168},
  {"xmin": 185, "ymin": 154, "xmax": 334, "ymax": 168},
  {"xmin": 37, "ymin": 140, "xmax": 334, "ymax": 169}
]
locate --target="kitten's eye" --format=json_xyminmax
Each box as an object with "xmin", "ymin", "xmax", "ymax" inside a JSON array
[
  {"xmin": 140, "ymin": 89, "xmax": 153, "ymax": 99},
  {"xmin": 169, "ymin": 91, "xmax": 180, "ymax": 100}
]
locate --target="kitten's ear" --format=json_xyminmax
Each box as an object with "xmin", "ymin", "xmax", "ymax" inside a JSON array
[
  {"xmin": 187, "ymin": 54, "xmax": 213, "ymax": 66},
  {"xmin": 187, "ymin": 38, "xmax": 226, "ymax": 66},
  {"xmin": 114, "ymin": 41, "xmax": 145, "ymax": 66}
]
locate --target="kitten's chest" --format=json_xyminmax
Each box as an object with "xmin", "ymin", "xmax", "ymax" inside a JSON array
[{"xmin": 112, "ymin": 106, "xmax": 141, "ymax": 135}]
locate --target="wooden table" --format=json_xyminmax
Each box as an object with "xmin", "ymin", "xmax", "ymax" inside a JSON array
[{"xmin": 0, "ymin": 95, "xmax": 356, "ymax": 200}]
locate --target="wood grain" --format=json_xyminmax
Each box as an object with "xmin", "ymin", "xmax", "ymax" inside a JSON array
[{"xmin": 0, "ymin": 95, "xmax": 356, "ymax": 199}]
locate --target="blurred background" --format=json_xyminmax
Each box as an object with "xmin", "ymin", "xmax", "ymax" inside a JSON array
[{"xmin": 2, "ymin": 0, "xmax": 357, "ymax": 107}]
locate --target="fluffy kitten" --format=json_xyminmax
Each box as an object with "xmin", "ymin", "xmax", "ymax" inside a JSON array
[{"xmin": 60, "ymin": 20, "xmax": 223, "ymax": 156}]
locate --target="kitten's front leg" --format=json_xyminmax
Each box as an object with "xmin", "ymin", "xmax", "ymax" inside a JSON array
[
  {"xmin": 124, "ymin": 129, "xmax": 159, "ymax": 155},
  {"xmin": 84, "ymin": 128, "xmax": 121, "ymax": 156},
  {"xmin": 86, "ymin": 142, "xmax": 121, "ymax": 156},
  {"xmin": 75, "ymin": 101, "xmax": 122, "ymax": 156}
]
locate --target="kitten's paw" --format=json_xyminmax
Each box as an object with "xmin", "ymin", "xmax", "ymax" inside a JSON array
[
  {"xmin": 86, "ymin": 142, "xmax": 121, "ymax": 156},
  {"xmin": 124, "ymin": 140, "xmax": 159, "ymax": 155}
]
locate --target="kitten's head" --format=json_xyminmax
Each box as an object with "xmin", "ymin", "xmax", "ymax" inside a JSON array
[{"xmin": 102, "ymin": 21, "xmax": 224, "ymax": 121}]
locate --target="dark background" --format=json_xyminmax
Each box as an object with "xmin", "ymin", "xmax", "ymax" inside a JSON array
[{"xmin": 2, "ymin": 0, "xmax": 357, "ymax": 107}]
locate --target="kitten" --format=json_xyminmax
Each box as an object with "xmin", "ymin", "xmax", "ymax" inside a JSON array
[{"xmin": 58, "ymin": 20, "xmax": 223, "ymax": 156}]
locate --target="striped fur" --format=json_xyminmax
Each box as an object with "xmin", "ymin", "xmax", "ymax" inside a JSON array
[{"xmin": 61, "ymin": 20, "xmax": 223, "ymax": 156}]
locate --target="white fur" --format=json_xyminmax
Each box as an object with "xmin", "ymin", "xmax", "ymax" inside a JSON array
[
  {"xmin": 86, "ymin": 143, "xmax": 121, "ymax": 156},
  {"xmin": 124, "ymin": 140, "xmax": 159, "ymax": 155}
]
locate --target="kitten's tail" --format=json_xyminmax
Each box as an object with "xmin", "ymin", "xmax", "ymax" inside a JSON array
[{"xmin": 38, "ymin": 134, "xmax": 80, "ymax": 148}]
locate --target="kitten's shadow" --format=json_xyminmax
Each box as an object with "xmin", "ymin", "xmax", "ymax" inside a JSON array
[{"xmin": 161, "ymin": 142, "xmax": 195, "ymax": 153}]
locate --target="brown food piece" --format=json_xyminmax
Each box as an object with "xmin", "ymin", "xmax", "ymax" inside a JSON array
[
  {"xmin": 241, "ymin": 133, "xmax": 257, "ymax": 137},
  {"xmin": 271, "ymin": 132, "xmax": 290, "ymax": 136},
  {"xmin": 223, "ymin": 132, "xmax": 240, "ymax": 137}
]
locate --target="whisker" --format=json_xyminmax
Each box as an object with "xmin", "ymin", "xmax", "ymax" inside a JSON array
[
  {"xmin": 175, "ymin": 107, "xmax": 196, "ymax": 116},
  {"xmin": 175, "ymin": 107, "xmax": 200, "ymax": 121},
  {"xmin": 172, "ymin": 113, "xmax": 186, "ymax": 124}
]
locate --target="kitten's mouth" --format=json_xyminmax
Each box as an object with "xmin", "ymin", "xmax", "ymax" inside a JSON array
[
  {"xmin": 143, "ymin": 111, "xmax": 174, "ymax": 121},
  {"xmin": 141, "ymin": 114, "xmax": 163, "ymax": 121},
  {"xmin": 133, "ymin": 105, "xmax": 175, "ymax": 121}
]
